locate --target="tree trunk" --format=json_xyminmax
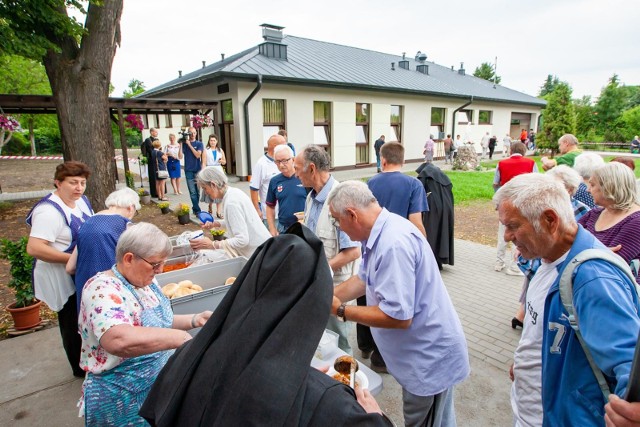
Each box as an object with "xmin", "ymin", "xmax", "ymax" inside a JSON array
[
  {"xmin": 28, "ymin": 118, "xmax": 36, "ymax": 156},
  {"xmin": 42, "ymin": 1, "xmax": 124, "ymax": 211}
]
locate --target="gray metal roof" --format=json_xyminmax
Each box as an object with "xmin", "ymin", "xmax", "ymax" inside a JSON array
[{"xmin": 143, "ymin": 35, "xmax": 545, "ymax": 107}]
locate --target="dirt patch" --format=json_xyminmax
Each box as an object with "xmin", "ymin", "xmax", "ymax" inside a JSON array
[{"xmin": 454, "ymin": 200, "xmax": 498, "ymax": 247}]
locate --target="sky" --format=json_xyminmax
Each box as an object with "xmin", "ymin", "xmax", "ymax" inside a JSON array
[{"xmin": 109, "ymin": 0, "xmax": 638, "ymax": 101}]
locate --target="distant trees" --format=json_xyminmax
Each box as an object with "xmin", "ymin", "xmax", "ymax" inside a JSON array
[
  {"xmin": 537, "ymin": 82, "xmax": 576, "ymax": 153},
  {"xmin": 123, "ymin": 79, "xmax": 146, "ymax": 98},
  {"xmin": 473, "ymin": 62, "xmax": 501, "ymax": 84},
  {"xmin": 537, "ymin": 73, "xmax": 639, "ymax": 145}
]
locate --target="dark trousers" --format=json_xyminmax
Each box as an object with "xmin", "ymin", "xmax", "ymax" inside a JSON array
[
  {"xmin": 356, "ymin": 296, "xmax": 385, "ymax": 365},
  {"xmin": 58, "ymin": 294, "xmax": 84, "ymax": 377},
  {"xmin": 488, "ymin": 145, "xmax": 495, "ymax": 159}
]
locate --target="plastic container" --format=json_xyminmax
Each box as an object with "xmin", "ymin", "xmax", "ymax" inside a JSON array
[
  {"xmin": 315, "ymin": 329, "xmax": 339, "ymax": 361},
  {"xmin": 169, "ymin": 235, "xmax": 195, "ymax": 258}
]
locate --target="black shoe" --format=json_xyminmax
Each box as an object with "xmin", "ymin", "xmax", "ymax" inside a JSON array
[
  {"xmin": 73, "ymin": 370, "xmax": 86, "ymax": 378},
  {"xmin": 370, "ymin": 351, "xmax": 387, "ymax": 373},
  {"xmin": 511, "ymin": 317, "xmax": 523, "ymax": 329}
]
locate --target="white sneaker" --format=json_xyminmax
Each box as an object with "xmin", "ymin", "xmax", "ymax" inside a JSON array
[
  {"xmin": 505, "ymin": 268, "xmax": 524, "ymax": 276},
  {"xmin": 494, "ymin": 262, "xmax": 505, "ymax": 272}
]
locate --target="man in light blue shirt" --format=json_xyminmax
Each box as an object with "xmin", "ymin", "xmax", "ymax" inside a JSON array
[{"xmin": 328, "ymin": 180, "xmax": 469, "ymax": 427}]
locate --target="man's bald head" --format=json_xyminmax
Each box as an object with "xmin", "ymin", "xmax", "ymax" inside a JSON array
[{"xmin": 267, "ymin": 134, "xmax": 287, "ymax": 155}]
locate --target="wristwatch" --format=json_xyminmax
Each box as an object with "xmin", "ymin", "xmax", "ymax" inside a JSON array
[{"xmin": 336, "ymin": 303, "xmax": 347, "ymax": 322}]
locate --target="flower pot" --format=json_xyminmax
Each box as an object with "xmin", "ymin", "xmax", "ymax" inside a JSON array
[
  {"xmin": 212, "ymin": 235, "xmax": 226, "ymax": 241},
  {"xmin": 140, "ymin": 195, "xmax": 151, "ymax": 205},
  {"xmin": 161, "ymin": 207, "xmax": 170, "ymax": 214},
  {"xmin": 7, "ymin": 300, "xmax": 42, "ymax": 330},
  {"xmin": 178, "ymin": 213, "xmax": 191, "ymax": 225}
]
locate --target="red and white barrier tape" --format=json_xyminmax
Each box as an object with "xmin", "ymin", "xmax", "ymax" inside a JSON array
[{"xmin": 0, "ymin": 155, "xmax": 64, "ymax": 160}]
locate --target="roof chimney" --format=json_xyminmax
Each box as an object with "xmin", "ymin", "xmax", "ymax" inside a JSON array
[
  {"xmin": 221, "ymin": 53, "xmax": 225, "ymax": 61},
  {"xmin": 178, "ymin": 70, "xmax": 182, "ymax": 78},
  {"xmin": 202, "ymin": 60, "xmax": 206, "ymax": 68},
  {"xmin": 259, "ymin": 23, "xmax": 288, "ymax": 60},
  {"xmin": 458, "ymin": 62, "xmax": 465, "ymax": 75},
  {"xmin": 391, "ymin": 62, "xmax": 395, "ymax": 70}
]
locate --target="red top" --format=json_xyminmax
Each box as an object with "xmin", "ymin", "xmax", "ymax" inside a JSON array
[{"xmin": 497, "ymin": 155, "xmax": 536, "ymax": 186}]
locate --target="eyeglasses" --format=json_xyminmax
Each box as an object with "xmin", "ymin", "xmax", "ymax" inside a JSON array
[
  {"xmin": 275, "ymin": 158, "xmax": 292, "ymax": 166},
  {"xmin": 330, "ymin": 216, "xmax": 340, "ymax": 228},
  {"xmin": 136, "ymin": 254, "xmax": 166, "ymax": 271}
]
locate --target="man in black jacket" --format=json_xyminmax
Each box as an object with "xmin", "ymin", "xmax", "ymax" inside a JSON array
[{"xmin": 140, "ymin": 128, "xmax": 159, "ymax": 197}]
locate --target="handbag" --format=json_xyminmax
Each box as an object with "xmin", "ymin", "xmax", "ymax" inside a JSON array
[{"xmin": 155, "ymin": 153, "xmax": 169, "ymax": 179}]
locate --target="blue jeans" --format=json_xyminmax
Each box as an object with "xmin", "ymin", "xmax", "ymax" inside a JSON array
[{"xmin": 185, "ymin": 170, "xmax": 200, "ymax": 214}]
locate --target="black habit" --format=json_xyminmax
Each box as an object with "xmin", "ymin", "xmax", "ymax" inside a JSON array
[
  {"xmin": 140, "ymin": 223, "xmax": 391, "ymax": 427},
  {"xmin": 416, "ymin": 163, "xmax": 455, "ymax": 269},
  {"xmin": 141, "ymin": 136, "xmax": 158, "ymax": 197}
]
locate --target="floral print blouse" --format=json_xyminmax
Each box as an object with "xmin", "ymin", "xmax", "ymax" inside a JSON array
[{"xmin": 78, "ymin": 272, "xmax": 163, "ymax": 374}]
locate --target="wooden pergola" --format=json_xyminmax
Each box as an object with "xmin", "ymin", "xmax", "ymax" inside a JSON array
[{"xmin": 0, "ymin": 94, "xmax": 218, "ymax": 177}]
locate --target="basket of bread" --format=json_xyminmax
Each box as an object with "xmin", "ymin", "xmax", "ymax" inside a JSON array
[{"xmin": 161, "ymin": 280, "xmax": 204, "ymax": 299}]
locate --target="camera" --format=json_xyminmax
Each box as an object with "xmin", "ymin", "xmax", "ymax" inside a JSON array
[{"xmin": 179, "ymin": 130, "xmax": 190, "ymax": 140}]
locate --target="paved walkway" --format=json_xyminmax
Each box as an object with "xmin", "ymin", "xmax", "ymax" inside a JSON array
[{"xmin": 0, "ymin": 158, "xmax": 521, "ymax": 425}]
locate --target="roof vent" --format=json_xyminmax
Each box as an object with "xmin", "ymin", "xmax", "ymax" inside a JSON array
[
  {"xmin": 399, "ymin": 60, "xmax": 409, "ymax": 70},
  {"xmin": 458, "ymin": 62, "xmax": 465, "ymax": 75},
  {"xmin": 178, "ymin": 70, "xmax": 182, "ymax": 78},
  {"xmin": 416, "ymin": 64, "xmax": 429, "ymax": 75},
  {"xmin": 259, "ymin": 23, "xmax": 287, "ymax": 61},
  {"xmin": 202, "ymin": 60, "xmax": 206, "ymax": 68},
  {"xmin": 391, "ymin": 62, "xmax": 395, "ymax": 70},
  {"xmin": 415, "ymin": 51, "xmax": 427, "ymax": 62},
  {"xmin": 221, "ymin": 53, "xmax": 225, "ymax": 61}
]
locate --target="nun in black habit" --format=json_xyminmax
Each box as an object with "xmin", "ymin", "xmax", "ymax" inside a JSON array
[
  {"xmin": 140, "ymin": 223, "xmax": 392, "ymax": 427},
  {"xmin": 416, "ymin": 163, "xmax": 455, "ymax": 269}
]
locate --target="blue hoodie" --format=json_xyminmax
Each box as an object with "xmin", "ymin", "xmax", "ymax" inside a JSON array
[{"xmin": 541, "ymin": 226, "xmax": 640, "ymax": 426}]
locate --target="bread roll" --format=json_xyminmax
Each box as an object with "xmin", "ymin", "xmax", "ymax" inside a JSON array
[
  {"xmin": 225, "ymin": 276, "xmax": 236, "ymax": 285},
  {"xmin": 185, "ymin": 283, "xmax": 203, "ymax": 292},
  {"xmin": 162, "ymin": 283, "xmax": 179, "ymax": 297},
  {"xmin": 178, "ymin": 280, "xmax": 193, "ymax": 288},
  {"xmin": 172, "ymin": 287, "xmax": 196, "ymax": 298}
]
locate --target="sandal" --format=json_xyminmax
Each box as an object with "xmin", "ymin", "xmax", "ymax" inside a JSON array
[{"xmin": 217, "ymin": 213, "xmax": 224, "ymax": 219}]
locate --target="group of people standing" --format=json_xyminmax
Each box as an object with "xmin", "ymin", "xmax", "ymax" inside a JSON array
[{"xmin": 491, "ymin": 132, "xmax": 640, "ymax": 426}]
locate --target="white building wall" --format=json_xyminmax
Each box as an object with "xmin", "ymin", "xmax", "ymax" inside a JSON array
[{"xmin": 145, "ymin": 80, "xmax": 542, "ymax": 177}]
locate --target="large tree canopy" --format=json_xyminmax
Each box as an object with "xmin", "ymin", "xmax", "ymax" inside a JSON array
[
  {"xmin": 0, "ymin": 0, "xmax": 124, "ymax": 209},
  {"xmin": 472, "ymin": 62, "xmax": 501, "ymax": 84}
]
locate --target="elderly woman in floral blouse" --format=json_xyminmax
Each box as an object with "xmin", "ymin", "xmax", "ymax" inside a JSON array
[{"xmin": 77, "ymin": 222, "xmax": 212, "ymax": 426}]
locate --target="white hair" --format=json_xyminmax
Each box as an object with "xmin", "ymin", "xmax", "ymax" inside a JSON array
[
  {"xmin": 274, "ymin": 144, "xmax": 293, "ymax": 157},
  {"xmin": 105, "ymin": 187, "xmax": 141, "ymax": 210},
  {"xmin": 573, "ymin": 152, "xmax": 605, "ymax": 179},
  {"xmin": 326, "ymin": 180, "xmax": 377, "ymax": 216},
  {"xmin": 591, "ymin": 162, "xmax": 639, "ymax": 210},
  {"xmin": 116, "ymin": 222, "xmax": 171, "ymax": 262},
  {"xmin": 493, "ymin": 174, "xmax": 575, "ymax": 233},
  {"xmin": 196, "ymin": 166, "xmax": 228, "ymax": 189},
  {"xmin": 546, "ymin": 165, "xmax": 582, "ymax": 195}
]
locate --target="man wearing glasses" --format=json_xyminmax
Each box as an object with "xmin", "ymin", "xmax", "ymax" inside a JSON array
[{"xmin": 265, "ymin": 145, "xmax": 308, "ymax": 236}]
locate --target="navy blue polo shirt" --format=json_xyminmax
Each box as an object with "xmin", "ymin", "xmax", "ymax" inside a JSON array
[{"xmin": 265, "ymin": 173, "xmax": 308, "ymax": 228}]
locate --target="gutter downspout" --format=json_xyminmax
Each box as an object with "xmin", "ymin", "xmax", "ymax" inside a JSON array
[
  {"xmin": 243, "ymin": 75, "xmax": 263, "ymax": 178},
  {"xmin": 451, "ymin": 96, "xmax": 473, "ymax": 140}
]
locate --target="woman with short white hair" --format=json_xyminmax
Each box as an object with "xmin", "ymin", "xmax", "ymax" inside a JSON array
[
  {"xmin": 579, "ymin": 162, "xmax": 640, "ymax": 281},
  {"xmin": 190, "ymin": 167, "xmax": 271, "ymax": 258},
  {"xmin": 67, "ymin": 187, "xmax": 141, "ymax": 310},
  {"xmin": 572, "ymin": 152, "xmax": 605, "ymax": 208}
]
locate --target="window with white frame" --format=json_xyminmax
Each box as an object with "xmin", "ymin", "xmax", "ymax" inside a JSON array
[
  {"xmin": 313, "ymin": 101, "xmax": 331, "ymax": 147},
  {"xmin": 390, "ymin": 105, "xmax": 402, "ymax": 143}
]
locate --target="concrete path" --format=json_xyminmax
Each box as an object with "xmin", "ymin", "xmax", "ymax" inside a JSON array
[{"xmin": 0, "ymin": 158, "xmax": 523, "ymax": 425}]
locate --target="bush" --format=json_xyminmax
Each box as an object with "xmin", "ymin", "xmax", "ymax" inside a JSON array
[
  {"xmin": 2, "ymin": 132, "xmax": 30, "ymax": 155},
  {"xmin": 0, "ymin": 237, "xmax": 36, "ymax": 308},
  {"xmin": 33, "ymin": 127, "xmax": 62, "ymax": 154}
]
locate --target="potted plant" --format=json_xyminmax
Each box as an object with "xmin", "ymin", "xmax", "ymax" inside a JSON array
[
  {"xmin": 0, "ymin": 237, "xmax": 42, "ymax": 330},
  {"xmin": 158, "ymin": 201, "xmax": 170, "ymax": 214},
  {"xmin": 138, "ymin": 188, "xmax": 151, "ymax": 204},
  {"xmin": 210, "ymin": 229, "xmax": 226, "ymax": 241},
  {"xmin": 174, "ymin": 203, "xmax": 191, "ymax": 225}
]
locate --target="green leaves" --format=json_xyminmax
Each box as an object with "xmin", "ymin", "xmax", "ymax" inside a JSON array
[
  {"xmin": 472, "ymin": 62, "xmax": 501, "ymax": 84},
  {"xmin": 0, "ymin": 236, "xmax": 36, "ymax": 308}
]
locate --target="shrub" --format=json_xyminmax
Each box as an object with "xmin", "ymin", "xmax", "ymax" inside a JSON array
[{"xmin": 0, "ymin": 237, "xmax": 36, "ymax": 308}]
